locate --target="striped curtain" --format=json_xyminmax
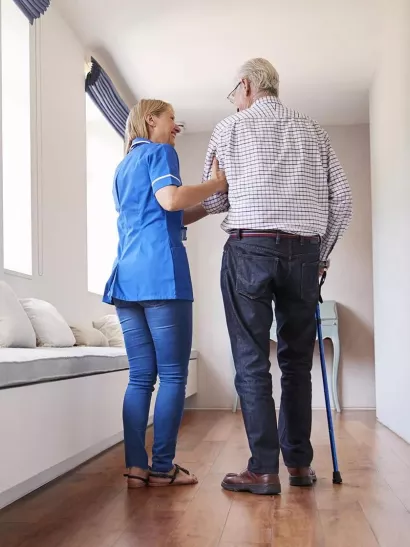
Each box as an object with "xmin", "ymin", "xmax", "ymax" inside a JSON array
[
  {"xmin": 85, "ymin": 57, "xmax": 129, "ymax": 139},
  {"xmin": 12, "ymin": 0, "xmax": 50, "ymax": 24}
]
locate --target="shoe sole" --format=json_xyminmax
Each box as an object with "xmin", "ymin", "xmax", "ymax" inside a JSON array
[
  {"xmin": 289, "ymin": 474, "xmax": 317, "ymax": 487},
  {"xmin": 148, "ymin": 479, "xmax": 198, "ymax": 487},
  {"xmin": 127, "ymin": 479, "xmax": 147, "ymax": 489},
  {"xmin": 221, "ymin": 481, "xmax": 281, "ymax": 495}
]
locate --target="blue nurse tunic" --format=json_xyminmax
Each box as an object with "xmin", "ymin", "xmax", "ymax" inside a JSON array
[{"xmin": 103, "ymin": 138, "xmax": 193, "ymax": 304}]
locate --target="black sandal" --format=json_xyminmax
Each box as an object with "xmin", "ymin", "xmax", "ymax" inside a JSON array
[
  {"xmin": 123, "ymin": 472, "xmax": 149, "ymax": 488},
  {"xmin": 148, "ymin": 464, "xmax": 197, "ymax": 487}
]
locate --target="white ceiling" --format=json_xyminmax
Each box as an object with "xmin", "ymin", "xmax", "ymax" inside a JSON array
[{"xmin": 54, "ymin": 0, "xmax": 383, "ymax": 132}]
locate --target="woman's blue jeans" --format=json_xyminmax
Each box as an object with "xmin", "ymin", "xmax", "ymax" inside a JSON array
[{"xmin": 114, "ymin": 299, "xmax": 192, "ymax": 473}]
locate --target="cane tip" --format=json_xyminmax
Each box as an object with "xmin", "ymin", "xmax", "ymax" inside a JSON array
[{"xmin": 332, "ymin": 471, "xmax": 343, "ymax": 484}]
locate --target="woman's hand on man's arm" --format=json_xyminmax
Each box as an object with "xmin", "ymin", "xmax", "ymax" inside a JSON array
[{"xmin": 155, "ymin": 158, "xmax": 227, "ymax": 212}]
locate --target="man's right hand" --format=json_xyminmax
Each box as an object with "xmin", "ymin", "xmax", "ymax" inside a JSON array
[
  {"xmin": 319, "ymin": 260, "xmax": 330, "ymax": 277},
  {"xmin": 211, "ymin": 158, "xmax": 228, "ymax": 194}
]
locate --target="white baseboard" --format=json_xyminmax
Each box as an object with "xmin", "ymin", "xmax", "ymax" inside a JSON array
[{"xmin": 0, "ymin": 432, "xmax": 124, "ymax": 511}]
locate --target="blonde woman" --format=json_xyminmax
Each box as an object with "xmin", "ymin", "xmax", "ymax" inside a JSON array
[{"xmin": 103, "ymin": 100, "xmax": 226, "ymax": 488}]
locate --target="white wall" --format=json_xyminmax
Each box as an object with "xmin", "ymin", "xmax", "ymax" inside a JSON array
[
  {"xmin": 0, "ymin": 5, "xmax": 112, "ymax": 325},
  {"xmin": 178, "ymin": 125, "xmax": 375, "ymax": 410},
  {"xmin": 370, "ymin": 0, "xmax": 410, "ymax": 441}
]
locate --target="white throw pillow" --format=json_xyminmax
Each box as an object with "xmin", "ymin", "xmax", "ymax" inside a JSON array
[
  {"xmin": 70, "ymin": 325, "xmax": 109, "ymax": 347},
  {"xmin": 93, "ymin": 315, "xmax": 124, "ymax": 347},
  {"xmin": 20, "ymin": 298, "xmax": 76, "ymax": 348},
  {"xmin": 0, "ymin": 282, "xmax": 36, "ymax": 348}
]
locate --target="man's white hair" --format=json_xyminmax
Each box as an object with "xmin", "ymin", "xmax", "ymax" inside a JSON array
[{"xmin": 238, "ymin": 58, "xmax": 280, "ymax": 97}]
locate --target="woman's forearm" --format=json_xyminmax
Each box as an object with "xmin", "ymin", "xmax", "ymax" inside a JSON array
[
  {"xmin": 183, "ymin": 205, "xmax": 208, "ymax": 225},
  {"xmin": 156, "ymin": 179, "xmax": 222, "ymax": 212}
]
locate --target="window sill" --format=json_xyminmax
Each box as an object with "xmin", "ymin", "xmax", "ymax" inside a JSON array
[{"xmin": 4, "ymin": 269, "xmax": 32, "ymax": 280}]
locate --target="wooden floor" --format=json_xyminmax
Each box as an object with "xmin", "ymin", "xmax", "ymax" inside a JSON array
[{"xmin": 2, "ymin": 410, "xmax": 410, "ymax": 547}]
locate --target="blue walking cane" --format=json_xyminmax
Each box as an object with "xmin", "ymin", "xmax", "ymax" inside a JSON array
[{"xmin": 317, "ymin": 271, "xmax": 342, "ymax": 484}]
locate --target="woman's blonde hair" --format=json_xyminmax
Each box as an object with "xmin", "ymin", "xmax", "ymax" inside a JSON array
[{"xmin": 124, "ymin": 99, "xmax": 172, "ymax": 154}]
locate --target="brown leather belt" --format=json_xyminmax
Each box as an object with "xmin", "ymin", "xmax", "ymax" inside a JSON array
[{"xmin": 229, "ymin": 230, "xmax": 320, "ymax": 242}]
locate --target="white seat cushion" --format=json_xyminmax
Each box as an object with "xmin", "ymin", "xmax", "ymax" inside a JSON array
[
  {"xmin": 0, "ymin": 282, "xmax": 36, "ymax": 348},
  {"xmin": 0, "ymin": 347, "xmax": 128, "ymax": 388},
  {"xmin": 20, "ymin": 298, "xmax": 76, "ymax": 348}
]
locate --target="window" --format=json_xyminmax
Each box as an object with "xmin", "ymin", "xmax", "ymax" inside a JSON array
[
  {"xmin": 86, "ymin": 94, "xmax": 123, "ymax": 295},
  {"xmin": 1, "ymin": 0, "xmax": 32, "ymax": 276}
]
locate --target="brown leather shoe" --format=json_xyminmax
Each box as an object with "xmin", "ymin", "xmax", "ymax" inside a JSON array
[
  {"xmin": 287, "ymin": 467, "xmax": 317, "ymax": 487},
  {"xmin": 221, "ymin": 470, "xmax": 281, "ymax": 495}
]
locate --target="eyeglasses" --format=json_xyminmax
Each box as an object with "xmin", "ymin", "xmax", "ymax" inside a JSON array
[{"xmin": 227, "ymin": 81, "xmax": 241, "ymax": 104}]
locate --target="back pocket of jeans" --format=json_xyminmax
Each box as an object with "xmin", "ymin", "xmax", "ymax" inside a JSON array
[
  {"xmin": 301, "ymin": 261, "xmax": 320, "ymax": 302},
  {"xmin": 236, "ymin": 255, "xmax": 277, "ymax": 300}
]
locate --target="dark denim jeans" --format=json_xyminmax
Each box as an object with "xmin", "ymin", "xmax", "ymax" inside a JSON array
[
  {"xmin": 114, "ymin": 299, "xmax": 192, "ymax": 473},
  {"xmin": 221, "ymin": 234, "xmax": 320, "ymax": 474}
]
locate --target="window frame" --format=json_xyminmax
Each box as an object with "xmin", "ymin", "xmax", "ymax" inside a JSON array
[{"xmin": 0, "ymin": 0, "xmax": 38, "ymax": 279}]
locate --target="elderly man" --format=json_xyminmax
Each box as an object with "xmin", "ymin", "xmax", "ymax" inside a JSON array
[{"xmin": 198, "ymin": 58, "xmax": 352, "ymax": 495}]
